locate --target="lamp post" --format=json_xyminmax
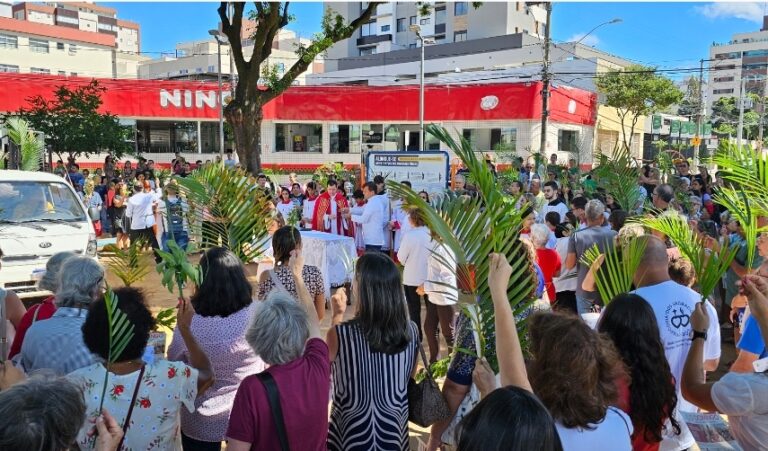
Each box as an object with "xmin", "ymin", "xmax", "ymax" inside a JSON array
[
  {"xmin": 410, "ymin": 25, "xmax": 435, "ymax": 152},
  {"xmin": 208, "ymin": 29, "xmax": 228, "ymax": 160}
]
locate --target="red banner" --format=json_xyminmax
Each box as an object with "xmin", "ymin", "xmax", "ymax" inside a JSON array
[{"xmin": 0, "ymin": 73, "xmax": 596, "ymax": 125}]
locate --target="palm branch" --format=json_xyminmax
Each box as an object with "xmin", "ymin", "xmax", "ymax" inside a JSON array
[
  {"xmin": 592, "ymin": 144, "xmax": 643, "ymax": 215},
  {"xmin": 712, "ymin": 141, "xmax": 768, "ymax": 214},
  {"xmin": 156, "ymin": 240, "xmax": 202, "ymax": 298},
  {"xmin": 580, "ymin": 237, "xmax": 647, "ymax": 304},
  {"xmin": 175, "ymin": 164, "xmax": 274, "ymax": 263},
  {"xmin": 98, "ymin": 287, "xmax": 136, "ymax": 413},
  {"xmin": 5, "ymin": 117, "xmax": 44, "ymax": 171},
  {"xmin": 102, "ymin": 238, "xmax": 149, "ymax": 287},
  {"xmin": 387, "ymin": 124, "xmax": 536, "ymax": 372}
]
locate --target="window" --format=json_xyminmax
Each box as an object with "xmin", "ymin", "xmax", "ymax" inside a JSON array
[
  {"xmin": 381, "ymin": 24, "xmax": 390, "ymax": 32},
  {"xmin": 179, "ymin": 69, "xmax": 189, "ymax": 75},
  {"xmin": 14, "ymin": 11, "xmax": 24, "ymax": 20},
  {"xmin": 0, "ymin": 64, "xmax": 19, "ymax": 73},
  {"xmin": 435, "ymin": 34, "xmax": 446, "ymax": 44},
  {"xmin": 276, "ymin": 62, "xmax": 285, "ymax": 73},
  {"xmin": 208, "ymin": 65, "xmax": 216, "ymax": 72},
  {"xmin": 361, "ymin": 21, "xmax": 376, "ymax": 37},
  {"xmin": 454, "ymin": 31, "xmax": 467, "ymax": 42},
  {"xmin": 713, "ymin": 88, "xmax": 735, "ymax": 94},
  {"xmin": 558, "ymin": 130, "xmax": 579, "ymax": 154},
  {"xmin": 435, "ymin": 7, "xmax": 446, "ymax": 24},
  {"xmin": 744, "ymin": 49, "xmax": 768, "ymax": 57},
  {"xmin": 56, "ymin": 14, "xmax": 78, "ymax": 25},
  {"xmin": 56, "ymin": 42, "xmax": 65, "ymax": 50},
  {"xmin": 69, "ymin": 44, "xmax": 78, "ymax": 53},
  {"xmin": 362, "ymin": 124, "xmax": 384, "ymax": 145},
  {"xmin": 454, "ymin": 2, "xmax": 468, "ymax": 16},
  {"xmin": 0, "ymin": 34, "xmax": 17, "ymax": 49},
  {"xmin": 715, "ymin": 64, "xmax": 735, "ymax": 71},
  {"xmin": 714, "ymin": 76, "xmax": 734, "ymax": 83},
  {"xmin": 420, "ymin": 18, "xmax": 430, "ymax": 25},
  {"xmin": 410, "ymin": 16, "xmax": 417, "ymax": 26},
  {"xmin": 715, "ymin": 52, "xmax": 740, "ymax": 60},
  {"xmin": 58, "ymin": 71, "xmax": 66, "ymax": 75},
  {"xmin": 462, "ymin": 128, "xmax": 517, "ymax": 151},
  {"xmin": 275, "ymin": 123, "xmax": 322, "ymax": 153},
  {"xmin": 409, "ymin": 43, "xmax": 417, "ymax": 48},
  {"xmin": 30, "ymin": 67, "xmax": 50, "ymax": 74},
  {"xmin": 330, "ymin": 124, "xmax": 362, "ymax": 153},
  {"xmin": 359, "ymin": 47, "xmax": 376, "ymax": 56},
  {"xmin": 29, "ymin": 38, "xmax": 49, "ymax": 53},
  {"xmin": 397, "ymin": 18, "xmax": 406, "ymax": 32},
  {"xmin": 71, "ymin": 72, "xmax": 77, "ymax": 77}
]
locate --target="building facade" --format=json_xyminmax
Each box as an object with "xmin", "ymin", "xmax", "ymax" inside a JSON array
[
  {"xmin": 708, "ymin": 16, "xmax": 768, "ymax": 111},
  {"xmin": 0, "ymin": 73, "xmax": 597, "ymax": 171},
  {"xmin": 324, "ymin": 1, "xmax": 547, "ymax": 63}
]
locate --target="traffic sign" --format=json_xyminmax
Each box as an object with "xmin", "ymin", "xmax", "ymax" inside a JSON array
[{"xmin": 691, "ymin": 136, "xmax": 701, "ymax": 146}]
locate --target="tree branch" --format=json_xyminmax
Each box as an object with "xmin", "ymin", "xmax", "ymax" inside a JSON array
[{"xmin": 219, "ymin": 2, "xmax": 249, "ymax": 77}]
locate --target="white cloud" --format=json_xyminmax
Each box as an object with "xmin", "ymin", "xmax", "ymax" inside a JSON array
[
  {"xmin": 566, "ymin": 32, "xmax": 600, "ymax": 47},
  {"xmin": 695, "ymin": 2, "xmax": 764, "ymax": 23}
]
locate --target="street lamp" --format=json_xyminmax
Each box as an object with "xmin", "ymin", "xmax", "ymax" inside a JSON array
[
  {"xmin": 410, "ymin": 24, "xmax": 435, "ymax": 152},
  {"xmin": 573, "ymin": 18, "xmax": 622, "ymax": 46},
  {"xmin": 208, "ymin": 29, "xmax": 229, "ymax": 160}
]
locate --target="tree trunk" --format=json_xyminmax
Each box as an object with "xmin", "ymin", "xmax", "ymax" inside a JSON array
[{"xmin": 225, "ymin": 98, "xmax": 264, "ymax": 175}]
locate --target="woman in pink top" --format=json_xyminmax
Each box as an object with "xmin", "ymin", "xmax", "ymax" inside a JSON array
[{"xmin": 168, "ymin": 247, "xmax": 265, "ymax": 451}]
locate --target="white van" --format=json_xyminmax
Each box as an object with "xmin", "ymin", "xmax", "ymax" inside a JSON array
[{"xmin": 0, "ymin": 170, "xmax": 97, "ymax": 298}]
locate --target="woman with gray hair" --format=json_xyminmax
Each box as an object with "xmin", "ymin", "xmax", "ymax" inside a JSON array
[
  {"xmin": 531, "ymin": 224, "xmax": 562, "ymax": 305},
  {"xmin": 227, "ymin": 249, "xmax": 332, "ymax": 451},
  {"xmin": 17, "ymin": 256, "xmax": 104, "ymax": 374},
  {"xmin": 8, "ymin": 251, "xmax": 76, "ymax": 359}
]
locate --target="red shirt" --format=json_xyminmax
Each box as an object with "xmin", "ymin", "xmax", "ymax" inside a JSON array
[
  {"xmin": 227, "ymin": 338, "xmax": 330, "ymax": 451},
  {"xmin": 535, "ymin": 248, "xmax": 561, "ymax": 303},
  {"xmin": 615, "ymin": 374, "xmax": 663, "ymax": 451},
  {"xmin": 9, "ymin": 296, "xmax": 57, "ymax": 358}
]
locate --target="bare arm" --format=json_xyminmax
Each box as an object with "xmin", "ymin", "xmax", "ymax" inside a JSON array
[
  {"xmin": 565, "ymin": 251, "xmax": 577, "ymax": 271},
  {"xmin": 5, "ymin": 290, "xmax": 26, "ymax": 328},
  {"xmin": 681, "ymin": 303, "xmax": 718, "ymax": 412},
  {"xmin": 488, "ymin": 253, "xmax": 532, "ymax": 392},
  {"xmin": 289, "ymin": 250, "xmax": 321, "ymax": 339},
  {"xmin": 427, "ymin": 379, "xmax": 471, "ymax": 451},
  {"xmin": 225, "ymin": 439, "xmax": 251, "ymax": 451}
]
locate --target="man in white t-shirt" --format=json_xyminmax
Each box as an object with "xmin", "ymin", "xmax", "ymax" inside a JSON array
[
  {"xmin": 351, "ymin": 182, "xmax": 386, "ymax": 253},
  {"xmin": 632, "ymin": 235, "xmax": 721, "ymax": 451}
]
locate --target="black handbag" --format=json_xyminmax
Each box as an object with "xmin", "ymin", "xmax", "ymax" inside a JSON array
[{"xmin": 408, "ymin": 344, "xmax": 451, "ymax": 427}]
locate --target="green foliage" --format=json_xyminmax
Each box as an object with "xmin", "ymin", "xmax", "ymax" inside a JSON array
[
  {"xmin": 103, "ymin": 239, "xmax": 150, "ymax": 287},
  {"xmin": 313, "ymin": 162, "xmax": 355, "ymax": 188},
  {"xmin": 387, "ymin": 124, "xmax": 536, "ymax": 372},
  {"xmin": 716, "ymin": 187, "xmax": 759, "ymax": 270},
  {"xmin": 591, "ymin": 144, "xmax": 643, "ymax": 214},
  {"xmin": 175, "ymin": 163, "xmax": 273, "ymax": 263},
  {"xmin": 676, "ymin": 76, "xmax": 702, "ymax": 118},
  {"xmin": 154, "ymin": 308, "xmax": 177, "ymax": 331},
  {"xmin": 596, "ymin": 65, "xmax": 683, "ymax": 149},
  {"xmin": 156, "ymin": 240, "xmax": 202, "ymax": 297},
  {"xmin": 637, "ymin": 212, "xmax": 738, "ymax": 300},
  {"xmin": 713, "ymin": 140, "xmax": 768, "ymax": 214},
  {"xmin": 579, "ymin": 238, "xmax": 646, "ymax": 304},
  {"xmin": 98, "ymin": 287, "xmax": 136, "ymax": 412},
  {"xmin": 18, "ymin": 80, "xmax": 132, "ymax": 160},
  {"xmin": 4, "ymin": 117, "xmax": 44, "ymax": 171}
]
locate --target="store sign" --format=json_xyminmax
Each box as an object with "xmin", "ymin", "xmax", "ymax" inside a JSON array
[
  {"xmin": 670, "ymin": 120, "xmax": 681, "ymax": 134},
  {"xmin": 159, "ymin": 89, "xmax": 231, "ymax": 109},
  {"xmin": 366, "ymin": 151, "xmax": 450, "ymax": 196},
  {"xmin": 480, "ymin": 95, "xmax": 499, "ymax": 111},
  {"xmin": 652, "ymin": 114, "xmax": 662, "ymax": 131}
]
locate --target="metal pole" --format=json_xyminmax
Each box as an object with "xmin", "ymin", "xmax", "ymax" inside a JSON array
[
  {"xmin": 539, "ymin": 2, "xmax": 552, "ymax": 156},
  {"xmin": 737, "ymin": 75, "xmax": 746, "ymax": 147},
  {"xmin": 228, "ymin": 2, "xmax": 235, "ymax": 99},
  {"xmin": 419, "ymin": 36, "xmax": 425, "ymax": 151},
  {"xmin": 694, "ymin": 59, "xmax": 704, "ymax": 165},
  {"xmin": 216, "ymin": 39, "xmax": 224, "ymax": 159}
]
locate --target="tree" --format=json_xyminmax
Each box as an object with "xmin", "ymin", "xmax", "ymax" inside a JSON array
[
  {"xmin": 19, "ymin": 80, "xmax": 131, "ymax": 161},
  {"xmin": 712, "ymin": 95, "xmax": 762, "ymax": 139},
  {"xmin": 218, "ymin": 2, "xmax": 380, "ymax": 174},
  {"xmin": 676, "ymin": 76, "xmax": 701, "ymax": 119},
  {"xmin": 596, "ymin": 64, "xmax": 683, "ymax": 151}
]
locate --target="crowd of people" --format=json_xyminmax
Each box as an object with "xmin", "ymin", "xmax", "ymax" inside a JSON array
[{"xmin": 0, "ymin": 151, "xmax": 766, "ymax": 451}]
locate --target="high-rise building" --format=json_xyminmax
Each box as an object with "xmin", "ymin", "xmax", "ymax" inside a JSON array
[
  {"xmin": 324, "ymin": 2, "xmax": 547, "ymax": 65},
  {"xmin": 708, "ymin": 16, "xmax": 768, "ymax": 110},
  {"xmin": 0, "ymin": 2, "xmax": 145, "ymax": 78}
]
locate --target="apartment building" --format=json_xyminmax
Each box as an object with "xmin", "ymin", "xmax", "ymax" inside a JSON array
[
  {"xmin": 138, "ymin": 29, "xmax": 324, "ymax": 85},
  {"xmin": 708, "ymin": 16, "xmax": 768, "ymax": 110},
  {"xmin": 0, "ymin": 2, "xmax": 144, "ymax": 78},
  {"xmin": 11, "ymin": 2, "xmax": 139, "ymax": 52},
  {"xmin": 324, "ymin": 1, "xmax": 547, "ymax": 64}
]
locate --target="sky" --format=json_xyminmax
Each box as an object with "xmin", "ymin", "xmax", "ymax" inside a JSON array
[{"xmin": 104, "ymin": 1, "xmax": 768, "ymax": 79}]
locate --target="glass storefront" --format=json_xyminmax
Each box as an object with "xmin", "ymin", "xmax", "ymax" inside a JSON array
[
  {"xmin": 275, "ymin": 123, "xmax": 322, "ymax": 153},
  {"xmin": 135, "ymin": 120, "xmax": 222, "ymax": 154}
]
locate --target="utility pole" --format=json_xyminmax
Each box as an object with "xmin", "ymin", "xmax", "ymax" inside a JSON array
[
  {"xmin": 539, "ymin": 2, "xmax": 552, "ymax": 156},
  {"xmin": 695, "ymin": 59, "xmax": 704, "ymax": 165}
]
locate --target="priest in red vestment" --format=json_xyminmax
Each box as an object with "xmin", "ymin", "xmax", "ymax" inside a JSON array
[{"xmin": 312, "ymin": 180, "xmax": 352, "ymax": 236}]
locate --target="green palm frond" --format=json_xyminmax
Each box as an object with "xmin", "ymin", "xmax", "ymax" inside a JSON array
[
  {"xmin": 592, "ymin": 144, "xmax": 643, "ymax": 214},
  {"xmin": 713, "ymin": 141, "xmax": 768, "ymax": 214},
  {"xmin": 715, "ymin": 187, "xmax": 760, "ymax": 270},
  {"xmin": 580, "ymin": 238, "xmax": 647, "ymax": 304},
  {"xmin": 98, "ymin": 287, "xmax": 136, "ymax": 413},
  {"xmin": 156, "ymin": 240, "xmax": 202, "ymax": 298},
  {"xmin": 6, "ymin": 117, "xmax": 44, "ymax": 171},
  {"xmin": 175, "ymin": 164, "xmax": 274, "ymax": 263},
  {"xmin": 103, "ymin": 239, "xmax": 149, "ymax": 287},
  {"xmin": 387, "ymin": 124, "xmax": 536, "ymax": 372}
]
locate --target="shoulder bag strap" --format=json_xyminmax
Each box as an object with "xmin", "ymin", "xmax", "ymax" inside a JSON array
[
  {"xmin": 269, "ymin": 269, "xmax": 291, "ymax": 294},
  {"xmin": 257, "ymin": 371, "xmax": 290, "ymax": 451},
  {"xmin": 416, "ymin": 341, "xmax": 435, "ymax": 382},
  {"xmin": 117, "ymin": 365, "xmax": 146, "ymax": 450}
]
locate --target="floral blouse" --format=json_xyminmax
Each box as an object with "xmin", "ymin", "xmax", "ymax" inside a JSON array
[{"xmin": 68, "ymin": 360, "xmax": 198, "ymax": 451}]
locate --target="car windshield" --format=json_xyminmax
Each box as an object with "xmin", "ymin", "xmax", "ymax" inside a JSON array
[{"xmin": 0, "ymin": 181, "xmax": 87, "ymax": 223}]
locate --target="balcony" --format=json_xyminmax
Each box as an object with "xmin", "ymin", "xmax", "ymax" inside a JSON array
[{"xmin": 357, "ymin": 34, "xmax": 392, "ymax": 46}]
